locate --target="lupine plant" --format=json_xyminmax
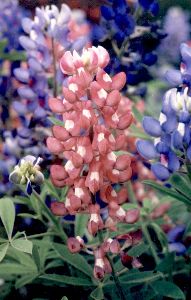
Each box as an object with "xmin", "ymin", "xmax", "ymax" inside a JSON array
[{"xmin": 0, "ymin": 1, "xmax": 191, "ymax": 300}]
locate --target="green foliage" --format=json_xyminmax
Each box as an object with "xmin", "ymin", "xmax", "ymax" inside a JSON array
[
  {"xmin": 143, "ymin": 180, "xmax": 191, "ymax": 206},
  {"xmin": 53, "ymin": 243, "xmax": 93, "ymax": 278},
  {"xmin": 90, "ymin": 286, "xmax": 104, "ymax": 300},
  {"xmin": 48, "ymin": 117, "xmax": 65, "ymax": 127},
  {"xmin": 0, "ymin": 198, "xmax": 15, "ymax": 240},
  {"xmin": 152, "ymin": 280, "xmax": 185, "ymax": 299}
]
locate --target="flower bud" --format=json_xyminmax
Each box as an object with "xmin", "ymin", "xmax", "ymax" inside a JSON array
[
  {"xmin": 67, "ymin": 237, "xmax": 82, "ymax": 253},
  {"xmin": 9, "ymin": 156, "xmax": 44, "ymax": 190}
]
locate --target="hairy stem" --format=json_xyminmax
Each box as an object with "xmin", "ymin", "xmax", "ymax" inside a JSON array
[
  {"xmin": 98, "ymin": 231, "xmax": 126, "ymax": 300},
  {"xmin": 32, "ymin": 190, "xmax": 67, "ymax": 242},
  {"xmin": 126, "ymin": 180, "xmax": 137, "ymax": 204},
  {"xmin": 142, "ymin": 223, "xmax": 160, "ymax": 265}
]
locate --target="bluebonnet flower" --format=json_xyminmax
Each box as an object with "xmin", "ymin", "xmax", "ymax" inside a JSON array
[
  {"xmin": 0, "ymin": 0, "xmax": 28, "ymax": 51},
  {"xmin": 138, "ymin": 0, "xmax": 159, "ymax": 16},
  {"xmin": 0, "ymin": 0, "xmax": 30, "ymax": 126},
  {"xmin": 159, "ymin": 7, "xmax": 190, "ymax": 64},
  {"xmin": 137, "ymin": 43, "xmax": 191, "ymax": 180},
  {"xmin": 9, "ymin": 155, "xmax": 44, "ymax": 195},
  {"xmin": 167, "ymin": 225, "xmax": 187, "ymax": 255},
  {"xmin": 92, "ymin": 0, "xmax": 164, "ymax": 89},
  {"xmin": 12, "ymin": 4, "xmax": 90, "ymax": 154}
]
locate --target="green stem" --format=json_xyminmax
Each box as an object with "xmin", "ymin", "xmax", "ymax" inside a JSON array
[
  {"xmin": 32, "ymin": 190, "xmax": 67, "ymax": 242},
  {"xmin": 126, "ymin": 180, "xmax": 137, "ymax": 204},
  {"xmin": 186, "ymin": 163, "xmax": 191, "ymax": 182},
  {"xmin": 51, "ymin": 37, "xmax": 58, "ymax": 97},
  {"xmin": 98, "ymin": 231, "xmax": 126, "ymax": 300},
  {"xmin": 27, "ymin": 232, "xmax": 57, "ymax": 239},
  {"xmin": 142, "ymin": 223, "xmax": 160, "ymax": 265}
]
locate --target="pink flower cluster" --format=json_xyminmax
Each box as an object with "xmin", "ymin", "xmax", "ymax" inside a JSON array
[{"xmin": 46, "ymin": 46, "xmax": 140, "ymax": 278}]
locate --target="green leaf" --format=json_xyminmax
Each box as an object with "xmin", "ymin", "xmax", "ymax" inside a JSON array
[
  {"xmin": 152, "ymin": 280, "xmax": 185, "ymax": 299},
  {"xmin": 53, "ymin": 243, "xmax": 93, "ymax": 278},
  {"xmin": 150, "ymin": 223, "xmax": 167, "ymax": 249},
  {"xmin": 0, "ymin": 243, "xmax": 9, "ymax": 262},
  {"xmin": 129, "ymin": 124, "xmax": 151, "ymax": 140},
  {"xmin": 32, "ymin": 245, "xmax": 41, "ymax": 272},
  {"xmin": 143, "ymin": 180, "xmax": 191, "ymax": 206},
  {"xmin": 75, "ymin": 214, "xmax": 89, "ymax": 237},
  {"xmin": 18, "ymin": 213, "xmax": 39, "ymax": 219},
  {"xmin": 169, "ymin": 174, "xmax": 191, "ymax": 200},
  {"xmin": 15, "ymin": 273, "xmax": 38, "ymax": 289},
  {"xmin": 156, "ymin": 253, "xmax": 175, "ymax": 273},
  {"xmin": 128, "ymin": 242, "xmax": 149, "ymax": 257},
  {"xmin": 90, "ymin": 286, "xmax": 104, "ymax": 300},
  {"xmin": 0, "ymin": 39, "xmax": 8, "ymax": 52},
  {"xmin": 42, "ymin": 179, "xmax": 60, "ymax": 199},
  {"xmin": 40, "ymin": 274, "xmax": 93, "ymax": 286},
  {"xmin": 0, "ymin": 50, "xmax": 26, "ymax": 61},
  {"xmin": 0, "ymin": 263, "xmax": 31, "ymax": 275},
  {"xmin": 0, "ymin": 197, "xmax": 15, "ymax": 239},
  {"xmin": 48, "ymin": 117, "xmax": 65, "ymax": 127},
  {"xmin": 61, "ymin": 297, "xmax": 68, "ymax": 300},
  {"xmin": 11, "ymin": 239, "xmax": 33, "ymax": 254},
  {"xmin": 115, "ymin": 271, "xmax": 162, "ymax": 286},
  {"xmin": 7, "ymin": 246, "xmax": 36, "ymax": 269},
  {"xmin": 132, "ymin": 106, "xmax": 143, "ymax": 123}
]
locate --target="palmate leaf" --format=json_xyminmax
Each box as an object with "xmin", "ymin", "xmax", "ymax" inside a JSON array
[
  {"xmin": 152, "ymin": 280, "xmax": 185, "ymax": 299},
  {"xmin": 0, "ymin": 263, "xmax": 32, "ymax": 275},
  {"xmin": 53, "ymin": 243, "xmax": 93, "ymax": 278},
  {"xmin": 143, "ymin": 180, "xmax": 191, "ymax": 206},
  {"xmin": 169, "ymin": 173, "xmax": 191, "ymax": 200},
  {"xmin": 11, "ymin": 238, "xmax": 33, "ymax": 254},
  {"xmin": 0, "ymin": 243, "xmax": 9, "ymax": 262},
  {"xmin": 127, "ymin": 242, "xmax": 149, "ymax": 257},
  {"xmin": 0, "ymin": 197, "xmax": 15, "ymax": 240},
  {"xmin": 108, "ymin": 270, "xmax": 162, "ymax": 287},
  {"xmin": 90, "ymin": 286, "xmax": 104, "ymax": 300},
  {"xmin": 156, "ymin": 253, "xmax": 175, "ymax": 273},
  {"xmin": 40, "ymin": 274, "xmax": 93, "ymax": 286},
  {"xmin": 15, "ymin": 273, "xmax": 38, "ymax": 289}
]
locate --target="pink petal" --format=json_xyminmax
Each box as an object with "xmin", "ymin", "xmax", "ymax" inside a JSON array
[
  {"xmin": 60, "ymin": 51, "xmax": 75, "ymax": 74},
  {"xmin": 46, "ymin": 137, "xmax": 63, "ymax": 154},
  {"xmin": 111, "ymin": 72, "xmax": 126, "ymax": 90},
  {"xmin": 50, "ymin": 164, "xmax": 67, "ymax": 181},
  {"xmin": 106, "ymin": 90, "xmax": 121, "ymax": 107},
  {"xmin": 52, "ymin": 125, "xmax": 69, "ymax": 141},
  {"xmin": 48, "ymin": 98, "xmax": 65, "ymax": 113},
  {"xmin": 125, "ymin": 209, "xmax": 140, "ymax": 224}
]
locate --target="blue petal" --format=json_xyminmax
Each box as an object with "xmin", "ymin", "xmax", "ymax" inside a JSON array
[
  {"xmin": 167, "ymin": 225, "xmax": 186, "ymax": 243},
  {"xmin": 187, "ymin": 144, "xmax": 191, "ymax": 160},
  {"xmin": 101, "ymin": 6, "xmax": 114, "ymax": 20},
  {"xmin": 171, "ymin": 130, "xmax": 183, "ymax": 150},
  {"xmin": 19, "ymin": 36, "xmax": 36, "ymax": 51},
  {"xmin": 151, "ymin": 163, "xmax": 170, "ymax": 181},
  {"xmin": 165, "ymin": 70, "xmax": 182, "ymax": 86},
  {"xmin": 14, "ymin": 68, "xmax": 30, "ymax": 83},
  {"xmin": 161, "ymin": 115, "xmax": 177, "ymax": 133},
  {"xmin": 136, "ymin": 140, "xmax": 159, "ymax": 160},
  {"xmin": 167, "ymin": 151, "xmax": 180, "ymax": 172},
  {"xmin": 169, "ymin": 242, "xmax": 186, "ymax": 255},
  {"xmin": 142, "ymin": 116, "xmax": 162, "ymax": 137},
  {"xmin": 180, "ymin": 43, "xmax": 191, "ymax": 67}
]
